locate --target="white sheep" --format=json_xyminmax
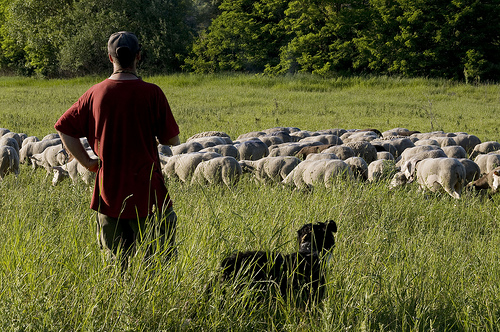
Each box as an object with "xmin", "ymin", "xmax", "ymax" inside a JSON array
[
  {"xmin": 305, "ymin": 153, "xmax": 339, "ymax": 161},
  {"xmin": 269, "ymin": 142, "xmax": 320, "ymax": 157},
  {"xmin": 414, "ymin": 139, "xmax": 440, "ymax": 147},
  {"xmin": 21, "ymin": 136, "xmax": 40, "ymax": 148},
  {"xmin": 340, "ymin": 130, "xmax": 379, "ymax": 143},
  {"xmin": 51, "ymin": 149, "xmax": 98, "ymax": 186},
  {"xmin": 474, "ymin": 153, "xmax": 500, "ymax": 175},
  {"xmin": 396, "ymin": 145, "xmax": 446, "ymax": 167},
  {"xmin": 239, "ymin": 156, "xmax": 301, "ymax": 183},
  {"xmin": 283, "ymin": 159, "xmax": 354, "ymax": 189},
  {"xmin": 299, "ymin": 134, "xmax": 343, "ymax": 145},
  {"xmin": 191, "ymin": 156, "xmax": 242, "ymax": 186},
  {"xmin": 30, "ymin": 144, "xmax": 68, "ymax": 173},
  {"xmin": 186, "ymin": 131, "xmax": 231, "ymax": 142},
  {"xmin": 185, "ymin": 135, "xmax": 233, "ymax": 148},
  {"xmin": 171, "ymin": 141, "xmax": 204, "ymax": 155},
  {"xmin": 399, "ymin": 157, "xmax": 467, "ymax": 199},
  {"xmin": 162, "ymin": 151, "xmax": 222, "ymax": 182},
  {"xmin": 19, "ymin": 138, "xmax": 62, "ymax": 164},
  {"xmin": 367, "ymin": 159, "xmax": 397, "ymax": 182},
  {"xmin": 0, "ymin": 145, "xmax": 19, "ymax": 180}
]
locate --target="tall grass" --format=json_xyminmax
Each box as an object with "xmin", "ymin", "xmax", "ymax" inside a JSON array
[{"xmin": 1, "ymin": 74, "xmax": 500, "ymax": 330}]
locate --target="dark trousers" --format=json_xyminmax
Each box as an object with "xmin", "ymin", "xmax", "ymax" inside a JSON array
[{"xmin": 96, "ymin": 206, "xmax": 177, "ymax": 268}]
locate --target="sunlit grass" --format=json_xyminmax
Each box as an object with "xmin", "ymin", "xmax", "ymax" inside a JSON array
[{"xmin": 1, "ymin": 75, "xmax": 500, "ymax": 330}]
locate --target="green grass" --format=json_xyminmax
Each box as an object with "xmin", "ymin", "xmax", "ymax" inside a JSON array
[{"xmin": 1, "ymin": 74, "xmax": 500, "ymax": 331}]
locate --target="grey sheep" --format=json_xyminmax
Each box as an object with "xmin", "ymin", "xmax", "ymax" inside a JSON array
[
  {"xmin": 158, "ymin": 144, "xmax": 173, "ymax": 156},
  {"xmin": 340, "ymin": 131, "xmax": 379, "ymax": 143},
  {"xmin": 171, "ymin": 141, "xmax": 204, "ymax": 155},
  {"xmin": 321, "ymin": 145, "xmax": 355, "ymax": 160},
  {"xmin": 239, "ymin": 156, "xmax": 301, "ymax": 183},
  {"xmin": 469, "ymin": 141, "xmax": 500, "ymax": 159},
  {"xmin": 376, "ymin": 151, "xmax": 394, "ymax": 160},
  {"xmin": 384, "ymin": 137, "xmax": 415, "ymax": 158},
  {"xmin": 344, "ymin": 156, "xmax": 368, "ymax": 180},
  {"xmin": 441, "ymin": 146, "xmax": 467, "ymax": 159},
  {"xmin": 342, "ymin": 141, "xmax": 378, "ymax": 164},
  {"xmin": 457, "ymin": 158, "xmax": 481, "ymax": 183},
  {"xmin": 283, "ymin": 159, "xmax": 353, "ymax": 189},
  {"xmin": 0, "ymin": 136, "xmax": 20, "ymax": 156},
  {"xmin": 452, "ymin": 134, "xmax": 481, "ymax": 155},
  {"xmin": 259, "ymin": 135, "xmax": 284, "ymax": 147},
  {"xmin": 1, "ymin": 132, "xmax": 22, "ymax": 148},
  {"xmin": 200, "ymin": 144, "xmax": 240, "ymax": 159},
  {"xmin": 191, "ymin": 156, "xmax": 242, "ymax": 186},
  {"xmin": 0, "ymin": 145, "xmax": 20, "ymax": 180},
  {"xmin": 19, "ymin": 138, "xmax": 62, "ymax": 164},
  {"xmin": 235, "ymin": 139, "xmax": 269, "ymax": 161},
  {"xmin": 42, "ymin": 133, "xmax": 60, "ymax": 141}
]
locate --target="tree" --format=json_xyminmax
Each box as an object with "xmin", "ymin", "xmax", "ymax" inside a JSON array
[
  {"xmin": 1, "ymin": 0, "xmax": 195, "ymax": 77},
  {"xmin": 185, "ymin": 0, "xmax": 290, "ymax": 73}
]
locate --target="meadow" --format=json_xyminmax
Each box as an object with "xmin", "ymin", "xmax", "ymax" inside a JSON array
[{"xmin": 1, "ymin": 74, "xmax": 500, "ymax": 331}]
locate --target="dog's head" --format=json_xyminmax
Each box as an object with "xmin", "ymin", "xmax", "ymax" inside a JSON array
[{"xmin": 297, "ymin": 220, "xmax": 337, "ymax": 256}]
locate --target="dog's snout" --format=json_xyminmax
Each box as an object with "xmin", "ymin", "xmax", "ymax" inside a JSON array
[{"xmin": 299, "ymin": 241, "xmax": 312, "ymax": 254}]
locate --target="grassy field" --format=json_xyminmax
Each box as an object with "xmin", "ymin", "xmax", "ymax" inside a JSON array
[{"xmin": 1, "ymin": 74, "xmax": 500, "ymax": 331}]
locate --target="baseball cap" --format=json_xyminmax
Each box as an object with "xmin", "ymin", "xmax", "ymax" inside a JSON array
[{"xmin": 107, "ymin": 31, "xmax": 140, "ymax": 60}]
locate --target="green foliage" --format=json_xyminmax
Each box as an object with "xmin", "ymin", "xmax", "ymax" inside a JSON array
[
  {"xmin": 188, "ymin": 0, "xmax": 500, "ymax": 81},
  {"xmin": 184, "ymin": 0, "xmax": 290, "ymax": 73},
  {"xmin": 0, "ymin": 0, "xmax": 195, "ymax": 77}
]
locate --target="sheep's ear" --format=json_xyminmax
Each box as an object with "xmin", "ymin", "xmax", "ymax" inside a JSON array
[
  {"xmin": 405, "ymin": 159, "xmax": 417, "ymax": 183},
  {"xmin": 325, "ymin": 220, "xmax": 337, "ymax": 233}
]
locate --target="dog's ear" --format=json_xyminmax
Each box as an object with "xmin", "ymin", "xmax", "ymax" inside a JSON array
[{"xmin": 325, "ymin": 220, "xmax": 337, "ymax": 233}]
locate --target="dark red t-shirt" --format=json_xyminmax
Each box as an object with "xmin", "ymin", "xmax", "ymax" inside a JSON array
[{"xmin": 55, "ymin": 79, "xmax": 180, "ymax": 219}]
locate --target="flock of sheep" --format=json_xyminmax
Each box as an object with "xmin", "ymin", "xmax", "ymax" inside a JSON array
[{"xmin": 1, "ymin": 126, "xmax": 500, "ymax": 199}]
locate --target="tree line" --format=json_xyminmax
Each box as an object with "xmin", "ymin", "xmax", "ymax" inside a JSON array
[{"xmin": 0, "ymin": 0, "xmax": 498, "ymax": 81}]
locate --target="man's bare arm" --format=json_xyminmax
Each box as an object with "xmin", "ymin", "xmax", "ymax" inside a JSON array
[
  {"xmin": 57, "ymin": 131, "xmax": 99, "ymax": 172},
  {"xmin": 159, "ymin": 135, "xmax": 180, "ymax": 146}
]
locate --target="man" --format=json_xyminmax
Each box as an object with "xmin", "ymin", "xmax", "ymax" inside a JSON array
[{"xmin": 55, "ymin": 31, "xmax": 180, "ymax": 267}]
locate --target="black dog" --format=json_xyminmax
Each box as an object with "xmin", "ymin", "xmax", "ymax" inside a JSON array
[{"xmin": 218, "ymin": 220, "xmax": 337, "ymax": 304}]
